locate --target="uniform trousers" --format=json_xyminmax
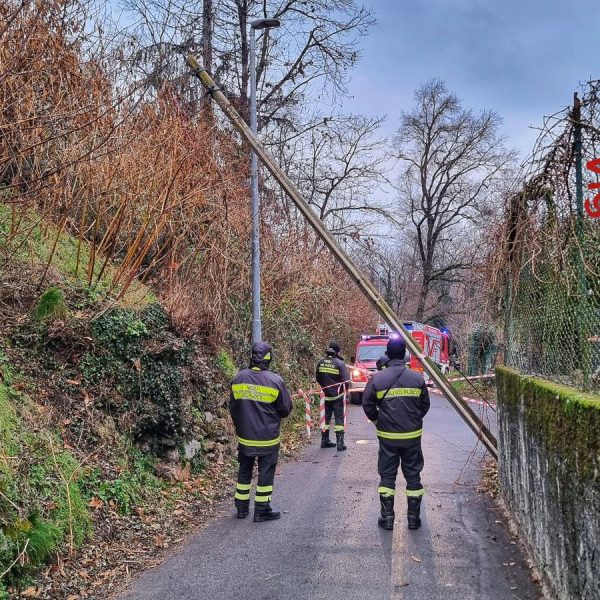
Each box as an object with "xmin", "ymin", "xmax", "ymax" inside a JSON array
[
  {"xmin": 324, "ymin": 396, "xmax": 345, "ymax": 432},
  {"xmin": 377, "ymin": 440, "xmax": 424, "ymax": 498},
  {"xmin": 235, "ymin": 449, "xmax": 278, "ymax": 506}
]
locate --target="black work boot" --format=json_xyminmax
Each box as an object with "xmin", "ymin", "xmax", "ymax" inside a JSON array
[
  {"xmin": 336, "ymin": 431, "xmax": 347, "ymax": 451},
  {"xmin": 378, "ymin": 495, "xmax": 395, "ymax": 530},
  {"xmin": 235, "ymin": 500, "xmax": 249, "ymax": 519},
  {"xmin": 254, "ymin": 502, "xmax": 281, "ymax": 522},
  {"xmin": 407, "ymin": 497, "xmax": 422, "ymax": 530},
  {"xmin": 321, "ymin": 431, "xmax": 336, "ymax": 448}
]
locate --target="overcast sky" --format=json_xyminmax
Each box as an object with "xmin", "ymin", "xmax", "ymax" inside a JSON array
[{"xmin": 343, "ymin": 0, "xmax": 598, "ymax": 163}]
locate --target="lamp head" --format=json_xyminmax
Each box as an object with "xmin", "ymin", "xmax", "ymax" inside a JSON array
[{"xmin": 251, "ymin": 18, "xmax": 281, "ymax": 30}]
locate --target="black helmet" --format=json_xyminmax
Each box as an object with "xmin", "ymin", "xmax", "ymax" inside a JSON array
[
  {"xmin": 386, "ymin": 336, "xmax": 406, "ymax": 360},
  {"xmin": 326, "ymin": 341, "xmax": 342, "ymax": 356},
  {"xmin": 250, "ymin": 341, "xmax": 273, "ymax": 369}
]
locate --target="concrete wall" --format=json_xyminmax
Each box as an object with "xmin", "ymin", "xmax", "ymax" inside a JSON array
[{"xmin": 496, "ymin": 367, "xmax": 600, "ymax": 600}]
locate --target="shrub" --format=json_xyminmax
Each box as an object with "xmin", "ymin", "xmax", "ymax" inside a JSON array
[
  {"xmin": 216, "ymin": 350, "xmax": 237, "ymax": 380},
  {"xmin": 80, "ymin": 305, "xmax": 194, "ymax": 442},
  {"xmin": 33, "ymin": 287, "xmax": 69, "ymax": 321},
  {"xmin": 26, "ymin": 513, "xmax": 62, "ymax": 565}
]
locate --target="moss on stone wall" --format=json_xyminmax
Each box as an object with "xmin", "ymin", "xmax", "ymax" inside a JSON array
[
  {"xmin": 496, "ymin": 366, "xmax": 600, "ymax": 481},
  {"xmin": 496, "ymin": 366, "xmax": 600, "ymax": 600}
]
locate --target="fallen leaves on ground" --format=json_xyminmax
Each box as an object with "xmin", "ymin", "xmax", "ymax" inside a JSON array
[
  {"xmin": 23, "ymin": 461, "xmax": 236, "ymax": 600},
  {"xmin": 17, "ymin": 401, "xmax": 310, "ymax": 600},
  {"xmin": 88, "ymin": 497, "xmax": 104, "ymax": 510}
]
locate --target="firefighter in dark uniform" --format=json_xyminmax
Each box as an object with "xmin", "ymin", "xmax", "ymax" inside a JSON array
[
  {"xmin": 362, "ymin": 337, "xmax": 430, "ymax": 530},
  {"xmin": 316, "ymin": 342, "xmax": 350, "ymax": 451},
  {"xmin": 229, "ymin": 342, "xmax": 293, "ymax": 522}
]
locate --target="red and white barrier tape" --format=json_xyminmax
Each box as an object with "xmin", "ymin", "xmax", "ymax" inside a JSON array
[
  {"xmin": 461, "ymin": 395, "xmax": 496, "ymax": 409},
  {"xmin": 299, "ymin": 389, "xmax": 311, "ymax": 437},
  {"xmin": 446, "ymin": 373, "xmax": 495, "ymax": 383},
  {"xmin": 293, "ymin": 379, "xmax": 352, "ymax": 438}
]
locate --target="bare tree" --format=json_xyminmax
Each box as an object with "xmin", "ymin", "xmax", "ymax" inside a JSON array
[
  {"xmin": 393, "ymin": 79, "xmax": 514, "ymax": 321},
  {"xmin": 268, "ymin": 114, "xmax": 388, "ymax": 236},
  {"xmin": 118, "ymin": 0, "xmax": 373, "ymax": 122},
  {"xmin": 115, "ymin": 0, "xmax": 384, "ymax": 238}
]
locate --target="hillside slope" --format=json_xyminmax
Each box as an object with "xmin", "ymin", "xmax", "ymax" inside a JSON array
[{"xmin": 0, "ymin": 213, "xmax": 317, "ymax": 599}]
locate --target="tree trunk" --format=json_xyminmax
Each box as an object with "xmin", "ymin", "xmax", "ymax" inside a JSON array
[
  {"xmin": 415, "ymin": 269, "xmax": 430, "ymax": 321},
  {"xmin": 237, "ymin": 0, "xmax": 249, "ymax": 122},
  {"xmin": 201, "ymin": 0, "xmax": 213, "ymax": 114}
]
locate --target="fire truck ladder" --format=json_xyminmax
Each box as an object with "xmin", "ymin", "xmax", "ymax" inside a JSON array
[{"xmin": 186, "ymin": 55, "xmax": 498, "ymax": 460}]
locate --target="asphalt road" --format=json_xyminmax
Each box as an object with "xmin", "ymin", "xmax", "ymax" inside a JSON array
[{"xmin": 120, "ymin": 393, "xmax": 541, "ymax": 600}]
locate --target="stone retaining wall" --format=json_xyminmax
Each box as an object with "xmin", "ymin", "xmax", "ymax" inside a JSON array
[{"xmin": 496, "ymin": 366, "xmax": 600, "ymax": 600}]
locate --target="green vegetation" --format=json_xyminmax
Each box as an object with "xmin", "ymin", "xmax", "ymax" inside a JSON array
[
  {"xmin": 80, "ymin": 447, "xmax": 163, "ymax": 515},
  {"xmin": 216, "ymin": 350, "xmax": 237, "ymax": 380},
  {"xmin": 0, "ymin": 339, "xmax": 167, "ymax": 593},
  {"xmin": 0, "ymin": 204, "xmax": 153, "ymax": 307},
  {"xmin": 0, "ymin": 379, "xmax": 92, "ymax": 592},
  {"xmin": 33, "ymin": 287, "xmax": 69, "ymax": 321},
  {"xmin": 496, "ymin": 366, "xmax": 600, "ymax": 480},
  {"xmin": 80, "ymin": 304, "xmax": 194, "ymax": 441},
  {"xmin": 24, "ymin": 514, "xmax": 62, "ymax": 565}
]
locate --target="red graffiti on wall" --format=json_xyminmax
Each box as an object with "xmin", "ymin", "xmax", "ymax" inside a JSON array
[{"xmin": 585, "ymin": 158, "xmax": 600, "ymax": 218}]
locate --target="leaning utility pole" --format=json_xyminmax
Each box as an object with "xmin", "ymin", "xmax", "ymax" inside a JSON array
[{"xmin": 185, "ymin": 55, "xmax": 498, "ymax": 459}]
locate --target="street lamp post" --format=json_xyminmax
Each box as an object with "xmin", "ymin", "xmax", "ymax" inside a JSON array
[{"xmin": 249, "ymin": 17, "xmax": 280, "ymax": 345}]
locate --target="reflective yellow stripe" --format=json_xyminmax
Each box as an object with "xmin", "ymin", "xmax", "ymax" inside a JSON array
[
  {"xmin": 376, "ymin": 428, "xmax": 422, "ymax": 440},
  {"xmin": 251, "ymin": 367, "xmax": 261, "ymax": 371},
  {"xmin": 232, "ymin": 383, "xmax": 279, "ymax": 403},
  {"xmin": 318, "ymin": 367, "xmax": 340, "ymax": 375},
  {"xmin": 256, "ymin": 485, "xmax": 273, "ymax": 493},
  {"xmin": 406, "ymin": 488, "xmax": 425, "ymax": 497},
  {"xmin": 236, "ymin": 483, "xmax": 251, "ymax": 491},
  {"xmin": 376, "ymin": 387, "xmax": 421, "ymax": 399},
  {"xmin": 255, "ymin": 495, "xmax": 271, "ymax": 502},
  {"xmin": 334, "ymin": 425, "xmax": 345, "ymax": 432},
  {"xmin": 324, "ymin": 393, "xmax": 344, "ymax": 401},
  {"xmin": 237, "ymin": 436, "xmax": 281, "ymax": 447},
  {"xmin": 235, "ymin": 492, "xmax": 250, "ymax": 500},
  {"xmin": 378, "ymin": 486, "xmax": 395, "ymax": 496}
]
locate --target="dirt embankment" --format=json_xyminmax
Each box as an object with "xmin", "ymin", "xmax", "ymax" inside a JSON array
[{"xmin": 0, "ymin": 263, "xmax": 310, "ymax": 599}]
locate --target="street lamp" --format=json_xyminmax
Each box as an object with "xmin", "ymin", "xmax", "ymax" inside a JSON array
[{"xmin": 249, "ymin": 17, "xmax": 280, "ymax": 344}]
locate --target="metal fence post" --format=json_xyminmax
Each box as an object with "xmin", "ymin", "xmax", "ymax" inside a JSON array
[{"xmin": 573, "ymin": 92, "xmax": 591, "ymax": 387}]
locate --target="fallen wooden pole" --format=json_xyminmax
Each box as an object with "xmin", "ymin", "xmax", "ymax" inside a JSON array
[{"xmin": 185, "ymin": 55, "xmax": 498, "ymax": 459}]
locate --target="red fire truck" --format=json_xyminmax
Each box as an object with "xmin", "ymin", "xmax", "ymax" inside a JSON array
[{"xmin": 348, "ymin": 323, "xmax": 451, "ymax": 404}]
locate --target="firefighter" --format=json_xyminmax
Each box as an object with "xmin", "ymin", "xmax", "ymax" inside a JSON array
[
  {"xmin": 229, "ymin": 342, "xmax": 293, "ymax": 522},
  {"xmin": 315, "ymin": 342, "xmax": 350, "ymax": 451},
  {"xmin": 362, "ymin": 337, "xmax": 430, "ymax": 531}
]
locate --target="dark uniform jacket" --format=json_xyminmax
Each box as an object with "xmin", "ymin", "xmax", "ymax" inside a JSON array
[
  {"xmin": 362, "ymin": 358, "xmax": 430, "ymax": 446},
  {"xmin": 315, "ymin": 354, "xmax": 350, "ymax": 398},
  {"xmin": 229, "ymin": 366, "xmax": 293, "ymax": 456}
]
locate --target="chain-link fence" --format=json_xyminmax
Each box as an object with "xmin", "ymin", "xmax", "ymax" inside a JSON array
[{"xmin": 498, "ymin": 81, "xmax": 600, "ymax": 392}]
